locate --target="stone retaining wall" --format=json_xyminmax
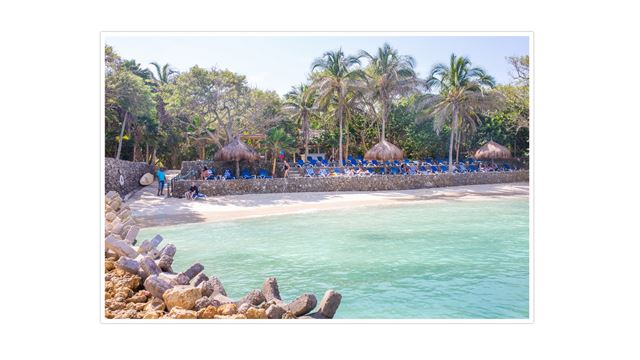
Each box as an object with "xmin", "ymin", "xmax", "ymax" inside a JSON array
[
  {"xmin": 172, "ymin": 170, "xmax": 529, "ymax": 197},
  {"xmin": 105, "ymin": 158, "xmax": 154, "ymax": 197}
]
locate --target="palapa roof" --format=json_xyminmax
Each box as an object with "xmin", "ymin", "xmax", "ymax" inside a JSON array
[
  {"xmin": 474, "ymin": 140, "xmax": 511, "ymax": 160},
  {"xmin": 364, "ymin": 140, "xmax": 404, "ymax": 161},
  {"xmin": 213, "ymin": 138, "xmax": 259, "ymax": 162}
]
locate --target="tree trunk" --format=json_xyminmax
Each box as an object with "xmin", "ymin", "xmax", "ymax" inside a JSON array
[
  {"xmin": 235, "ymin": 160, "xmax": 240, "ymax": 179},
  {"xmin": 303, "ymin": 113, "xmax": 309, "ymax": 160},
  {"xmin": 337, "ymin": 106, "xmax": 343, "ymax": 166},
  {"xmin": 116, "ymin": 112, "xmax": 128, "ymax": 160},
  {"xmin": 272, "ymin": 154, "xmax": 277, "ymax": 177},
  {"xmin": 132, "ymin": 142, "xmax": 138, "ymax": 162},
  {"xmin": 455, "ymin": 131, "xmax": 460, "ymax": 164},
  {"xmin": 448, "ymin": 107, "xmax": 457, "ymax": 173},
  {"xmin": 200, "ymin": 143, "xmax": 205, "ymax": 160},
  {"xmin": 151, "ymin": 147, "xmax": 157, "ymax": 166},
  {"xmin": 381, "ymin": 97, "xmax": 388, "ymax": 142}
]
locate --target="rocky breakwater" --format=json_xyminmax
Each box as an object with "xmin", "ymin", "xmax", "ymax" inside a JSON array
[{"xmin": 104, "ymin": 191, "xmax": 342, "ymax": 320}]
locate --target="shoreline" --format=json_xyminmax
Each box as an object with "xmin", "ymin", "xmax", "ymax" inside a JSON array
[{"xmin": 127, "ymin": 182, "xmax": 529, "ymax": 228}]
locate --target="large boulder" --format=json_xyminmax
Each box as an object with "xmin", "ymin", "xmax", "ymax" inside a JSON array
[
  {"xmin": 162, "ymin": 285, "xmax": 202, "ymax": 311},
  {"xmin": 284, "ymin": 293, "xmax": 317, "ymax": 317},
  {"xmin": 140, "ymin": 173, "xmax": 154, "ymax": 186},
  {"xmin": 317, "ymin": 289, "xmax": 342, "ymax": 318}
]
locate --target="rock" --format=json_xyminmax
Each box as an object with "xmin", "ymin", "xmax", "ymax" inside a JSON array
[
  {"xmin": 142, "ymin": 311, "xmax": 163, "ymax": 319},
  {"xmin": 105, "ymin": 235, "xmax": 139, "ymax": 259},
  {"xmin": 262, "ymin": 277, "xmax": 281, "ymax": 302},
  {"xmin": 237, "ymin": 303, "xmax": 251, "ymax": 314},
  {"xmin": 181, "ymin": 263, "xmax": 204, "ymax": 280},
  {"xmin": 194, "ymin": 297, "xmax": 214, "ymax": 311},
  {"xmin": 281, "ymin": 311, "xmax": 296, "ymax": 319},
  {"xmin": 124, "ymin": 225, "xmax": 140, "ymax": 244},
  {"xmin": 284, "ymin": 293, "xmax": 317, "ymax": 317},
  {"xmin": 114, "ymin": 256, "xmax": 140, "ymax": 275},
  {"xmin": 168, "ymin": 307, "xmax": 197, "ymax": 319},
  {"xmin": 157, "ymin": 255, "xmax": 174, "ymax": 272},
  {"xmin": 160, "ymin": 244, "xmax": 176, "ymax": 258},
  {"xmin": 144, "ymin": 298, "xmax": 166, "ymax": 312},
  {"xmin": 245, "ymin": 307, "xmax": 268, "ymax": 319},
  {"xmin": 111, "ymin": 223, "xmax": 124, "ymax": 236},
  {"xmin": 236, "ymin": 289, "xmax": 265, "ymax": 307},
  {"xmin": 162, "ymin": 285, "xmax": 202, "ymax": 311},
  {"xmin": 266, "ymin": 304, "xmax": 287, "ymax": 319},
  {"xmin": 140, "ymin": 173, "xmax": 154, "ymax": 186},
  {"xmin": 175, "ymin": 273, "xmax": 190, "ymax": 285},
  {"xmin": 105, "ymin": 260, "xmax": 115, "ymax": 271},
  {"xmin": 140, "ymin": 256, "xmax": 161, "ymax": 277},
  {"xmin": 212, "ymin": 293, "xmax": 235, "ymax": 305},
  {"xmin": 106, "ymin": 190, "xmax": 119, "ymax": 201},
  {"xmin": 105, "ymin": 212, "xmax": 117, "ymax": 222},
  {"xmin": 127, "ymin": 292, "xmax": 148, "ymax": 303},
  {"xmin": 138, "ymin": 235, "xmax": 163, "ymax": 254},
  {"xmin": 113, "ymin": 273, "xmax": 141, "ymax": 290},
  {"xmin": 143, "ymin": 275, "xmax": 173, "ymax": 299},
  {"xmin": 208, "ymin": 277, "xmax": 227, "ymax": 296},
  {"xmin": 217, "ymin": 303, "xmax": 237, "ymax": 316},
  {"xmin": 197, "ymin": 305, "xmax": 218, "ymax": 319},
  {"xmin": 317, "ymin": 290, "xmax": 342, "ymax": 318},
  {"xmin": 190, "ymin": 272, "xmax": 209, "ymax": 287}
]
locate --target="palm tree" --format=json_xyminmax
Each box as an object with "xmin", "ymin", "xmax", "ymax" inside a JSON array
[
  {"xmin": 359, "ymin": 43, "xmax": 418, "ymax": 142},
  {"xmin": 265, "ymin": 128, "xmax": 296, "ymax": 176},
  {"xmin": 149, "ymin": 62, "xmax": 177, "ymax": 85},
  {"xmin": 310, "ymin": 49, "xmax": 365, "ymax": 165},
  {"xmin": 283, "ymin": 84, "xmax": 316, "ymax": 160},
  {"xmin": 417, "ymin": 54, "xmax": 497, "ymax": 172}
]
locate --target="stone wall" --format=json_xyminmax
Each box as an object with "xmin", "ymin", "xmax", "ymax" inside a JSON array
[
  {"xmin": 172, "ymin": 170, "xmax": 529, "ymax": 197},
  {"xmin": 105, "ymin": 158, "xmax": 154, "ymax": 197}
]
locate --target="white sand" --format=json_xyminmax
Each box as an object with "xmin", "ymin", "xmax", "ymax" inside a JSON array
[{"xmin": 126, "ymin": 182, "xmax": 529, "ymax": 228}]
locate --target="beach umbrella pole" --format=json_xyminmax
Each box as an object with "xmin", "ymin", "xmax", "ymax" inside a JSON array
[{"xmin": 236, "ymin": 160, "xmax": 240, "ymax": 179}]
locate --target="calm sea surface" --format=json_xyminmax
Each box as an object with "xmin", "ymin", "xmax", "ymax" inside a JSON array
[{"xmin": 139, "ymin": 197, "xmax": 529, "ymax": 319}]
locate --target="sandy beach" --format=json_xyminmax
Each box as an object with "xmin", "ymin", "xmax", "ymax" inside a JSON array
[{"xmin": 127, "ymin": 182, "xmax": 529, "ymax": 228}]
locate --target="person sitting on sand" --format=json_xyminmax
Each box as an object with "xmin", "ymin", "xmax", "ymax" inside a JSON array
[{"xmin": 185, "ymin": 185, "xmax": 201, "ymax": 200}]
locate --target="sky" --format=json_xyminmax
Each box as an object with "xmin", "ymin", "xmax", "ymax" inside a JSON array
[{"xmin": 105, "ymin": 35, "xmax": 529, "ymax": 96}]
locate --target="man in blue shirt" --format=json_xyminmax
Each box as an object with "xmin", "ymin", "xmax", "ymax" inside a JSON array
[{"xmin": 156, "ymin": 167, "xmax": 166, "ymax": 196}]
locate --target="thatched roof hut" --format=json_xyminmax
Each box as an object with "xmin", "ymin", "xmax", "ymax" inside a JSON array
[
  {"xmin": 213, "ymin": 138, "xmax": 259, "ymax": 177},
  {"xmin": 364, "ymin": 140, "xmax": 404, "ymax": 161},
  {"xmin": 474, "ymin": 140, "xmax": 511, "ymax": 160}
]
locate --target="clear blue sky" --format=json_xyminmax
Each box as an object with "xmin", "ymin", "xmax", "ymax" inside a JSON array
[{"xmin": 106, "ymin": 35, "xmax": 529, "ymax": 95}]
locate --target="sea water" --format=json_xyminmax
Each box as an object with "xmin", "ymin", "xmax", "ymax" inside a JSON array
[{"xmin": 138, "ymin": 197, "xmax": 529, "ymax": 319}]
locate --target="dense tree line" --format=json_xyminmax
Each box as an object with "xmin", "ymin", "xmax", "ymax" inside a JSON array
[{"xmin": 105, "ymin": 44, "xmax": 529, "ymax": 171}]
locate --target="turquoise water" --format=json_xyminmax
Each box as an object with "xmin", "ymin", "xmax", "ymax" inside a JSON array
[{"xmin": 139, "ymin": 197, "xmax": 529, "ymax": 319}]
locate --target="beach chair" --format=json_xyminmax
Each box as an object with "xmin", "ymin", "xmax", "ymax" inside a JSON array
[
  {"xmin": 371, "ymin": 159, "xmax": 380, "ymax": 166},
  {"xmin": 333, "ymin": 168, "xmax": 343, "ymax": 176},
  {"xmin": 393, "ymin": 160, "xmax": 401, "ymax": 166},
  {"xmin": 258, "ymin": 169, "xmax": 272, "ymax": 179},
  {"xmin": 367, "ymin": 168, "xmax": 375, "ymax": 175},
  {"xmin": 390, "ymin": 167, "xmax": 399, "ymax": 175},
  {"xmin": 296, "ymin": 159, "xmax": 305, "ymax": 168},
  {"xmin": 305, "ymin": 168, "xmax": 315, "ymax": 177},
  {"xmin": 223, "ymin": 169, "xmax": 235, "ymax": 180},
  {"xmin": 419, "ymin": 165, "xmax": 428, "ymax": 174},
  {"xmin": 318, "ymin": 168, "xmax": 329, "ymax": 177},
  {"xmin": 431, "ymin": 165, "xmax": 439, "ymax": 173},
  {"xmin": 440, "ymin": 165, "xmax": 448, "ymax": 173},
  {"xmin": 409, "ymin": 166, "xmax": 418, "ymax": 175},
  {"xmin": 320, "ymin": 159, "xmax": 328, "ymax": 166},
  {"xmin": 503, "ymin": 163, "xmax": 511, "ymax": 171},
  {"xmin": 350, "ymin": 159, "xmax": 358, "ymax": 167},
  {"xmin": 241, "ymin": 169, "xmax": 255, "ymax": 179},
  {"xmin": 206, "ymin": 168, "xmax": 217, "ymax": 180},
  {"xmin": 468, "ymin": 165, "xmax": 477, "ymax": 173}
]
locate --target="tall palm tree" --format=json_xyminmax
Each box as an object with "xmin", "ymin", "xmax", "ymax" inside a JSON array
[
  {"xmin": 283, "ymin": 84, "xmax": 316, "ymax": 160},
  {"xmin": 310, "ymin": 49, "xmax": 365, "ymax": 165},
  {"xmin": 359, "ymin": 43, "xmax": 418, "ymax": 142},
  {"xmin": 417, "ymin": 54, "xmax": 497, "ymax": 172}
]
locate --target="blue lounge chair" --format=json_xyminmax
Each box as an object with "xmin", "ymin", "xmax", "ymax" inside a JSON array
[
  {"xmin": 391, "ymin": 167, "xmax": 399, "ymax": 175},
  {"xmin": 309, "ymin": 159, "xmax": 318, "ymax": 166},
  {"xmin": 318, "ymin": 168, "xmax": 329, "ymax": 177},
  {"xmin": 223, "ymin": 169, "xmax": 235, "ymax": 180},
  {"xmin": 431, "ymin": 165, "xmax": 439, "ymax": 173},
  {"xmin": 371, "ymin": 160, "xmax": 380, "ymax": 166},
  {"xmin": 305, "ymin": 168, "xmax": 315, "ymax": 177},
  {"xmin": 333, "ymin": 168, "xmax": 343, "ymax": 176},
  {"xmin": 468, "ymin": 165, "xmax": 477, "ymax": 172},
  {"xmin": 367, "ymin": 168, "xmax": 375, "ymax": 174},
  {"xmin": 350, "ymin": 159, "xmax": 358, "ymax": 167},
  {"xmin": 440, "ymin": 165, "xmax": 448, "ymax": 172},
  {"xmin": 258, "ymin": 169, "xmax": 272, "ymax": 179},
  {"xmin": 321, "ymin": 159, "xmax": 328, "ymax": 166},
  {"xmin": 503, "ymin": 163, "xmax": 511, "ymax": 171},
  {"xmin": 393, "ymin": 160, "xmax": 401, "ymax": 166},
  {"xmin": 241, "ymin": 169, "xmax": 255, "ymax": 179},
  {"xmin": 206, "ymin": 168, "xmax": 217, "ymax": 180},
  {"xmin": 341, "ymin": 160, "xmax": 347, "ymax": 167},
  {"xmin": 297, "ymin": 159, "xmax": 305, "ymax": 168}
]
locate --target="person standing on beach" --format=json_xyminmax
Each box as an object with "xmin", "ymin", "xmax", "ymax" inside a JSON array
[{"xmin": 156, "ymin": 167, "xmax": 166, "ymax": 196}]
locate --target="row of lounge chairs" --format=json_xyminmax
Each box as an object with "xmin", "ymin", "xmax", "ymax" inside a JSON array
[
  {"xmin": 296, "ymin": 155, "xmax": 492, "ymax": 168},
  {"xmin": 301, "ymin": 163, "xmax": 513, "ymax": 177},
  {"xmin": 192, "ymin": 168, "xmax": 274, "ymax": 180}
]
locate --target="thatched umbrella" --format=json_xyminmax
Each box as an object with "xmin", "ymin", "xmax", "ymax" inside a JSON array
[
  {"xmin": 364, "ymin": 140, "xmax": 404, "ymax": 172},
  {"xmin": 213, "ymin": 138, "xmax": 259, "ymax": 178},
  {"xmin": 474, "ymin": 140, "xmax": 511, "ymax": 160}
]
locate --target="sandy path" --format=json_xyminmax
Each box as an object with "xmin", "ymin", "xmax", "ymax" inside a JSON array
[{"xmin": 126, "ymin": 181, "xmax": 529, "ymax": 228}]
